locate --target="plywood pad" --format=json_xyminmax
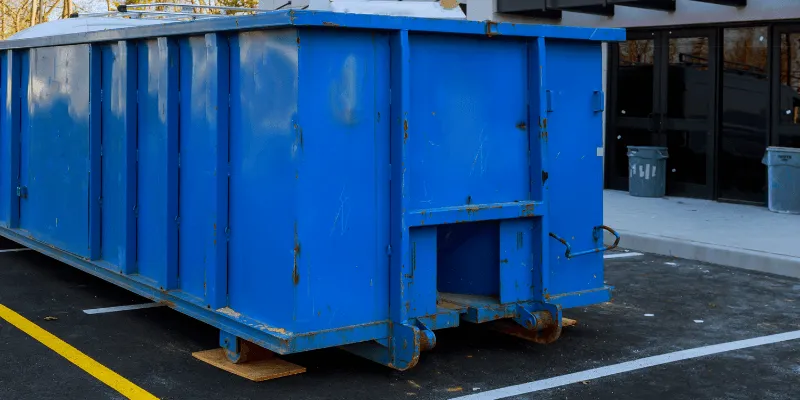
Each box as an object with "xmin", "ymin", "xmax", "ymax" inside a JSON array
[{"xmin": 192, "ymin": 348, "xmax": 306, "ymax": 382}]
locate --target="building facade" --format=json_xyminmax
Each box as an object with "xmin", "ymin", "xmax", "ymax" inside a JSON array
[{"xmin": 461, "ymin": 0, "xmax": 800, "ymax": 205}]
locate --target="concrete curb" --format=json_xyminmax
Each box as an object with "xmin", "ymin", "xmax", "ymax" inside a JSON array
[{"xmin": 604, "ymin": 230, "xmax": 800, "ymax": 280}]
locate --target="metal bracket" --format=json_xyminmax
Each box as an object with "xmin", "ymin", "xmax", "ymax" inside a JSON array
[
  {"xmin": 490, "ymin": 303, "xmax": 563, "ymax": 345},
  {"xmin": 208, "ymin": 330, "xmax": 306, "ymax": 381},
  {"xmin": 549, "ymin": 225, "xmax": 620, "ymax": 259},
  {"xmin": 592, "ymin": 90, "xmax": 605, "ymax": 112},
  {"xmin": 219, "ymin": 330, "xmax": 271, "ymax": 364},
  {"xmin": 15, "ymin": 186, "xmax": 27, "ymax": 199},
  {"xmin": 341, "ymin": 319, "xmax": 436, "ymax": 371},
  {"xmin": 412, "ymin": 319, "xmax": 436, "ymax": 352}
]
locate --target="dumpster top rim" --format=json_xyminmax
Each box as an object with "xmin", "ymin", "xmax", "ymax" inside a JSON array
[{"xmin": 0, "ymin": 10, "xmax": 626, "ymax": 52}]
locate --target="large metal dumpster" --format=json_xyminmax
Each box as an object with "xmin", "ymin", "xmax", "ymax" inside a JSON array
[{"xmin": 0, "ymin": 10, "xmax": 624, "ymax": 371}]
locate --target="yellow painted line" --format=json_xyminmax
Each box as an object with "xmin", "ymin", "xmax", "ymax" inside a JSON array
[{"xmin": 0, "ymin": 304, "xmax": 159, "ymax": 400}]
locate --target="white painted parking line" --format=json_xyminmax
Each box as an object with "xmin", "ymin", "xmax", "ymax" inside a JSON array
[
  {"xmin": 0, "ymin": 248, "xmax": 31, "ymax": 254},
  {"xmin": 83, "ymin": 303, "xmax": 164, "ymax": 315},
  {"xmin": 452, "ymin": 330, "xmax": 800, "ymax": 400},
  {"xmin": 604, "ymin": 252, "xmax": 643, "ymax": 259}
]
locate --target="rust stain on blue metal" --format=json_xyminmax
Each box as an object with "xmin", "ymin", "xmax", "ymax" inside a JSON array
[{"xmin": 293, "ymin": 223, "xmax": 300, "ymax": 286}]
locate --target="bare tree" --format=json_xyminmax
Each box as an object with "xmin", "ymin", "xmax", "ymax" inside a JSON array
[
  {"xmin": 30, "ymin": 0, "xmax": 40, "ymax": 26},
  {"xmin": 0, "ymin": 0, "xmax": 261, "ymax": 39}
]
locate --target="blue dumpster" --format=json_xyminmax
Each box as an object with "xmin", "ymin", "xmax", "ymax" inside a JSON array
[{"xmin": 0, "ymin": 10, "xmax": 624, "ymax": 371}]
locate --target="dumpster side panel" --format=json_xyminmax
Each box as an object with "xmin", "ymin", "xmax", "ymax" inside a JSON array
[
  {"xmin": 19, "ymin": 45, "xmax": 91, "ymax": 257},
  {"xmin": 544, "ymin": 40, "xmax": 605, "ymax": 296},
  {"xmin": 178, "ymin": 35, "xmax": 215, "ymax": 300},
  {"xmin": 294, "ymin": 29, "xmax": 391, "ymax": 331},
  {"xmin": 228, "ymin": 29, "xmax": 299, "ymax": 330},
  {"xmin": 0, "ymin": 52, "xmax": 9, "ymax": 227},
  {"xmin": 406, "ymin": 34, "xmax": 529, "ymax": 210},
  {"xmin": 18, "ymin": 52, "xmax": 29, "ymax": 231},
  {"xmin": 100, "ymin": 43, "xmax": 124, "ymax": 268},
  {"xmin": 406, "ymin": 34, "xmax": 530, "ymax": 299},
  {"xmin": 137, "ymin": 39, "xmax": 179, "ymax": 289},
  {"xmin": 1, "ymin": 50, "xmax": 22, "ymax": 231},
  {"xmin": 100, "ymin": 42, "xmax": 137, "ymax": 271}
]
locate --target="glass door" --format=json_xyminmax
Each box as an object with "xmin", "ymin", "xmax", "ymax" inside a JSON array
[
  {"xmin": 718, "ymin": 27, "xmax": 769, "ymax": 204},
  {"xmin": 607, "ymin": 30, "xmax": 717, "ymax": 199},
  {"xmin": 606, "ymin": 32, "xmax": 660, "ymax": 191},
  {"xmin": 660, "ymin": 29, "xmax": 717, "ymax": 199},
  {"xmin": 773, "ymin": 26, "xmax": 800, "ymax": 149}
]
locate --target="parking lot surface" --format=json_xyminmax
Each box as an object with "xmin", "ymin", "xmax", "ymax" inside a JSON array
[{"xmin": 1, "ymin": 240, "xmax": 799, "ymax": 400}]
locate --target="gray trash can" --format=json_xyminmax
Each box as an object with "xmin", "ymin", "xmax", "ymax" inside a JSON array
[
  {"xmin": 762, "ymin": 147, "xmax": 800, "ymax": 214},
  {"xmin": 627, "ymin": 146, "xmax": 669, "ymax": 198}
]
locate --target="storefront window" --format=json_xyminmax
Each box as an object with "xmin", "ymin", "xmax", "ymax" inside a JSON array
[
  {"xmin": 779, "ymin": 33, "xmax": 800, "ymax": 148},
  {"xmin": 719, "ymin": 27, "xmax": 768, "ymax": 203},
  {"xmin": 617, "ymin": 39, "xmax": 654, "ymax": 119}
]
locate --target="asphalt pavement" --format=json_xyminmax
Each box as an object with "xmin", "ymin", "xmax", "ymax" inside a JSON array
[{"xmin": 1, "ymin": 241, "xmax": 798, "ymax": 400}]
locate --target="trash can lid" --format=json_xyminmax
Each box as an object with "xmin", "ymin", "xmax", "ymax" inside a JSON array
[
  {"xmin": 627, "ymin": 146, "xmax": 669, "ymax": 150},
  {"xmin": 766, "ymin": 146, "xmax": 800, "ymax": 154}
]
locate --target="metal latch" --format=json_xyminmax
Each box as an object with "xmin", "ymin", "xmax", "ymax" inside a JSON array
[{"xmin": 16, "ymin": 186, "xmax": 27, "ymax": 199}]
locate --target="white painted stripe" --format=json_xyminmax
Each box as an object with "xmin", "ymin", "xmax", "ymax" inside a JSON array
[
  {"xmin": 452, "ymin": 330, "xmax": 800, "ymax": 400},
  {"xmin": 0, "ymin": 248, "xmax": 31, "ymax": 254},
  {"xmin": 603, "ymin": 252, "xmax": 643, "ymax": 259},
  {"xmin": 83, "ymin": 303, "xmax": 164, "ymax": 315}
]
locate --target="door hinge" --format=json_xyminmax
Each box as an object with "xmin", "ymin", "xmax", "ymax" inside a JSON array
[
  {"xmin": 386, "ymin": 244, "xmax": 392, "ymax": 255},
  {"xmin": 16, "ymin": 186, "xmax": 27, "ymax": 198}
]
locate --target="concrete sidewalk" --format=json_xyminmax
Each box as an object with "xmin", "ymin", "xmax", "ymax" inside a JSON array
[{"xmin": 603, "ymin": 190, "xmax": 800, "ymax": 278}]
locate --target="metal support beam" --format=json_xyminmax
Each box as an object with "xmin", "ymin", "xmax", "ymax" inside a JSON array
[
  {"xmin": 496, "ymin": 0, "xmax": 562, "ymax": 19},
  {"xmin": 689, "ymin": 0, "xmax": 745, "ymax": 6},
  {"xmin": 609, "ymin": 0, "xmax": 676, "ymax": 11},
  {"xmin": 497, "ymin": 0, "xmax": 678, "ymax": 18}
]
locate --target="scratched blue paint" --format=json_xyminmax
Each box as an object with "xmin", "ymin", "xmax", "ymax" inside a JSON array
[
  {"xmin": 137, "ymin": 39, "xmax": 169, "ymax": 285},
  {"xmin": 137, "ymin": 39, "xmax": 179, "ymax": 289},
  {"xmin": 100, "ymin": 44, "xmax": 125, "ymax": 268},
  {"xmin": 407, "ymin": 34, "xmax": 529, "ymax": 210},
  {"xmin": 16, "ymin": 51, "xmax": 29, "ymax": 233},
  {"xmin": 19, "ymin": 45, "xmax": 91, "ymax": 257},
  {"xmin": 228, "ymin": 29, "xmax": 299, "ymax": 330},
  {"xmin": 0, "ymin": 12, "xmax": 624, "ymax": 369},
  {"xmin": 499, "ymin": 219, "xmax": 536, "ymax": 303},
  {"xmin": 294, "ymin": 29, "xmax": 392, "ymax": 330},
  {"xmin": 99, "ymin": 41, "xmax": 137, "ymax": 273},
  {"xmin": 178, "ymin": 36, "xmax": 214, "ymax": 300},
  {"xmin": 0, "ymin": 51, "xmax": 9, "ymax": 227},
  {"xmin": 544, "ymin": 41, "xmax": 606, "ymax": 296}
]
